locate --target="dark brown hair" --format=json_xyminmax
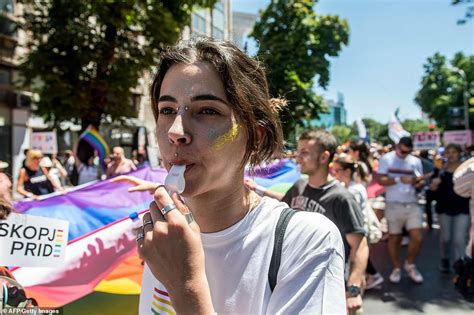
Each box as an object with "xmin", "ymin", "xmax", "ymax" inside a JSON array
[
  {"xmin": 333, "ymin": 153, "xmax": 369, "ymax": 183},
  {"xmin": 151, "ymin": 36, "xmax": 286, "ymax": 170},
  {"xmin": 0, "ymin": 198, "xmax": 12, "ymax": 220},
  {"xmin": 299, "ymin": 129, "xmax": 338, "ymax": 164}
]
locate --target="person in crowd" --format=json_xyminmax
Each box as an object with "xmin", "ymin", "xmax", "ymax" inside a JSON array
[
  {"xmin": 333, "ymin": 153, "xmax": 384, "ymax": 290},
  {"xmin": 279, "ymin": 130, "xmax": 368, "ymax": 313},
  {"xmin": 16, "ymin": 150, "xmax": 63, "ymax": 199},
  {"xmin": 40, "ymin": 155, "xmax": 67, "ymax": 190},
  {"xmin": 0, "ymin": 198, "xmax": 14, "ymax": 278},
  {"xmin": 77, "ymin": 156, "xmax": 99, "ymax": 185},
  {"xmin": 0, "ymin": 160, "xmax": 12, "ymax": 203},
  {"xmin": 349, "ymin": 139, "xmax": 374, "ymax": 185},
  {"xmin": 420, "ymin": 150, "xmax": 435, "ymax": 230},
  {"xmin": 106, "ymin": 146, "xmax": 137, "ymax": 177},
  {"xmin": 453, "ymin": 156, "xmax": 474, "ymax": 259},
  {"xmin": 112, "ymin": 37, "xmax": 346, "ymax": 314},
  {"xmin": 430, "ymin": 143, "xmax": 470, "ymax": 273},
  {"xmin": 376, "ymin": 136, "xmax": 425, "ymax": 284}
]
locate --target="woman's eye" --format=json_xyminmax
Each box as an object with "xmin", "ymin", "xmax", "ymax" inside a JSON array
[
  {"xmin": 199, "ymin": 108, "xmax": 220, "ymax": 115},
  {"xmin": 159, "ymin": 107, "xmax": 176, "ymax": 115}
]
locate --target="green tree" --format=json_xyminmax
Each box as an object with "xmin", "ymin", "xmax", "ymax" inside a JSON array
[
  {"xmin": 452, "ymin": 0, "xmax": 474, "ymax": 24},
  {"xmin": 251, "ymin": 0, "xmax": 349, "ymax": 140},
  {"xmin": 330, "ymin": 125, "xmax": 352, "ymax": 145},
  {"xmin": 19, "ymin": 0, "xmax": 216, "ymax": 129},
  {"xmin": 414, "ymin": 52, "xmax": 474, "ymax": 130},
  {"xmin": 401, "ymin": 119, "xmax": 432, "ymax": 134}
]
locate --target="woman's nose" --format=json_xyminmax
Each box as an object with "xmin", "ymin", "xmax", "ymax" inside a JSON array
[{"xmin": 168, "ymin": 115, "xmax": 192, "ymax": 145}]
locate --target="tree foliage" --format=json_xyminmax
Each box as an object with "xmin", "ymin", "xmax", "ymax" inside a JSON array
[
  {"xmin": 452, "ymin": 0, "xmax": 474, "ymax": 24},
  {"xmin": 19, "ymin": 0, "xmax": 216, "ymax": 129},
  {"xmin": 414, "ymin": 52, "xmax": 474, "ymax": 130},
  {"xmin": 251, "ymin": 0, "xmax": 349, "ymax": 139},
  {"xmin": 330, "ymin": 125, "xmax": 352, "ymax": 145}
]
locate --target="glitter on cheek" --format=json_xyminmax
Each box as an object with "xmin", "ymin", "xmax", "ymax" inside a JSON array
[{"xmin": 212, "ymin": 122, "xmax": 240, "ymax": 151}]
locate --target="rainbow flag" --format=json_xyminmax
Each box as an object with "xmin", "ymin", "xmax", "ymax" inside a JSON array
[{"xmin": 79, "ymin": 125, "xmax": 110, "ymax": 170}]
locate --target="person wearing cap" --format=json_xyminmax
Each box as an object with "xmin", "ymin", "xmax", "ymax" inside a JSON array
[
  {"xmin": 0, "ymin": 160, "xmax": 12, "ymax": 203},
  {"xmin": 16, "ymin": 150, "xmax": 62, "ymax": 199}
]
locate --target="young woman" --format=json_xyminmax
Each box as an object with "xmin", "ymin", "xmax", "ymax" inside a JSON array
[
  {"xmin": 349, "ymin": 140, "xmax": 374, "ymax": 185},
  {"xmin": 333, "ymin": 153, "xmax": 384, "ymax": 290},
  {"xmin": 430, "ymin": 143, "xmax": 470, "ymax": 273},
  {"xmin": 16, "ymin": 150, "xmax": 62, "ymax": 199},
  {"xmin": 114, "ymin": 37, "xmax": 346, "ymax": 314}
]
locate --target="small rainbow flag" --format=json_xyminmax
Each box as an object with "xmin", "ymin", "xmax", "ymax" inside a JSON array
[{"xmin": 79, "ymin": 125, "xmax": 110, "ymax": 170}]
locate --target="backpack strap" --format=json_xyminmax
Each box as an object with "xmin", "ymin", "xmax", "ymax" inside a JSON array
[{"xmin": 268, "ymin": 207, "xmax": 298, "ymax": 292}]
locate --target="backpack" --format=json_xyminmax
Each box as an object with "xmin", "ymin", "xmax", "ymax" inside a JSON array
[{"xmin": 0, "ymin": 275, "xmax": 39, "ymax": 311}]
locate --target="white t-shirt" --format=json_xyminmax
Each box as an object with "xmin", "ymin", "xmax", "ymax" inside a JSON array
[
  {"xmin": 378, "ymin": 151, "xmax": 423, "ymax": 203},
  {"xmin": 348, "ymin": 181, "xmax": 368, "ymax": 216},
  {"xmin": 139, "ymin": 197, "xmax": 346, "ymax": 315}
]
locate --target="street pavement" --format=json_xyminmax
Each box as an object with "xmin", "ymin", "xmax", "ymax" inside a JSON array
[{"xmin": 363, "ymin": 228, "xmax": 474, "ymax": 314}]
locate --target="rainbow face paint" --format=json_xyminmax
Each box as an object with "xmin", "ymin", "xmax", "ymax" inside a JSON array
[{"xmin": 212, "ymin": 121, "xmax": 240, "ymax": 151}]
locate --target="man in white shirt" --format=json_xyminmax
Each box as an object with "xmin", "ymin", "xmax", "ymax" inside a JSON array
[{"xmin": 377, "ymin": 137, "xmax": 425, "ymax": 284}]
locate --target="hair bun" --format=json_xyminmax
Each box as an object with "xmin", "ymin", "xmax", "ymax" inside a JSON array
[{"xmin": 269, "ymin": 98, "xmax": 287, "ymax": 114}]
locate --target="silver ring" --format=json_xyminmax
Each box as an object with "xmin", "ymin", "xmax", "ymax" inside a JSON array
[
  {"xmin": 184, "ymin": 212, "xmax": 194, "ymax": 224},
  {"xmin": 160, "ymin": 203, "xmax": 176, "ymax": 216},
  {"xmin": 136, "ymin": 231, "xmax": 144, "ymax": 242},
  {"xmin": 143, "ymin": 220, "xmax": 153, "ymax": 227}
]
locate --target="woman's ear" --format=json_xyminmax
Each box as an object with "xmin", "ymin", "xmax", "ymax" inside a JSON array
[{"xmin": 257, "ymin": 125, "xmax": 266, "ymax": 144}]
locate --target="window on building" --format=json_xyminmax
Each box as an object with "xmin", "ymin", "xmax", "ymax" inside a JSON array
[
  {"xmin": 192, "ymin": 12, "xmax": 207, "ymax": 35},
  {"xmin": 0, "ymin": 68, "xmax": 10, "ymax": 85},
  {"xmin": 212, "ymin": 1, "xmax": 225, "ymax": 39}
]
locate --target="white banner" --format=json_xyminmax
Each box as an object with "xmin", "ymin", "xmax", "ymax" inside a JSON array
[
  {"xmin": 0, "ymin": 213, "xmax": 69, "ymax": 267},
  {"xmin": 31, "ymin": 131, "xmax": 58, "ymax": 154},
  {"xmin": 413, "ymin": 131, "xmax": 440, "ymax": 150}
]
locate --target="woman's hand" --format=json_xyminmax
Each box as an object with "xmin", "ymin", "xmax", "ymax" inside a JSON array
[
  {"xmin": 110, "ymin": 175, "xmax": 159, "ymax": 193},
  {"xmin": 137, "ymin": 187, "xmax": 214, "ymax": 314}
]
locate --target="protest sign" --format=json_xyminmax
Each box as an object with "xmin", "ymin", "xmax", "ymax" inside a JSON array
[
  {"xmin": 31, "ymin": 131, "xmax": 58, "ymax": 154},
  {"xmin": 443, "ymin": 130, "xmax": 473, "ymax": 147},
  {"xmin": 413, "ymin": 131, "xmax": 440, "ymax": 150},
  {"xmin": 0, "ymin": 213, "xmax": 69, "ymax": 267}
]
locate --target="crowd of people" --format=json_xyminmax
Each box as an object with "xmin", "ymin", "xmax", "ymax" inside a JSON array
[
  {"xmin": 1, "ymin": 36, "xmax": 473, "ymax": 314},
  {"xmin": 0, "ymin": 146, "xmax": 143, "ymax": 202}
]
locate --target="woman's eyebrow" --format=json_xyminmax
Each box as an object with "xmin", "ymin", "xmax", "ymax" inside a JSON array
[
  {"xmin": 191, "ymin": 94, "xmax": 228, "ymax": 105},
  {"xmin": 158, "ymin": 95, "xmax": 177, "ymax": 103}
]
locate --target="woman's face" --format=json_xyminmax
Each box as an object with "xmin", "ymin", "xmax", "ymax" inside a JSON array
[
  {"xmin": 156, "ymin": 62, "xmax": 247, "ymax": 197},
  {"xmin": 445, "ymin": 147, "xmax": 461, "ymax": 163},
  {"xmin": 332, "ymin": 162, "xmax": 351, "ymax": 183}
]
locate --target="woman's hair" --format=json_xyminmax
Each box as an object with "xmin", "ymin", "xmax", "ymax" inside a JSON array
[
  {"xmin": 445, "ymin": 143, "xmax": 462, "ymax": 155},
  {"xmin": 349, "ymin": 139, "xmax": 373, "ymax": 173},
  {"xmin": 0, "ymin": 198, "xmax": 12, "ymax": 220},
  {"xmin": 151, "ymin": 36, "xmax": 286, "ymax": 170},
  {"xmin": 333, "ymin": 153, "xmax": 369, "ymax": 183},
  {"xmin": 25, "ymin": 149, "xmax": 43, "ymax": 166}
]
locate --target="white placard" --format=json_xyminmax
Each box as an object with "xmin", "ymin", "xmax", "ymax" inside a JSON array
[
  {"xmin": 31, "ymin": 131, "xmax": 58, "ymax": 154},
  {"xmin": 413, "ymin": 131, "xmax": 440, "ymax": 150},
  {"xmin": 0, "ymin": 213, "xmax": 69, "ymax": 267}
]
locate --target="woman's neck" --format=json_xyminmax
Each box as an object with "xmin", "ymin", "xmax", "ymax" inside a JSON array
[
  {"xmin": 185, "ymin": 184, "xmax": 259, "ymax": 233},
  {"xmin": 445, "ymin": 160, "xmax": 461, "ymax": 171}
]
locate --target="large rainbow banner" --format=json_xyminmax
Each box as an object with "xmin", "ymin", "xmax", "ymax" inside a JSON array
[{"xmin": 10, "ymin": 161, "xmax": 301, "ymax": 311}]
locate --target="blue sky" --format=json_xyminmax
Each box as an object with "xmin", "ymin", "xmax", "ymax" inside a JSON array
[{"xmin": 233, "ymin": 0, "xmax": 474, "ymax": 124}]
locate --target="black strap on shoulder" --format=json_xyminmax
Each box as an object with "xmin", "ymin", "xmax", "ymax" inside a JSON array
[{"xmin": 268, "ymin": 207, "xmax": 298, "ymax": 292}]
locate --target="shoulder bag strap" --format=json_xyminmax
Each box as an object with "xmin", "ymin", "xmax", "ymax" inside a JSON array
[{"xmin": 268, "ymin": 207, "xmax": 298, "ymax": 292}]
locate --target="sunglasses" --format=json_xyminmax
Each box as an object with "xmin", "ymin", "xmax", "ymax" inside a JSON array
[
  {"xmin": 398, "ymin": 148, "xmax": 411, "ymax": 155},
  {"xmin": 32, "ymin": 156, "xmax": 42, "ymax": 160}
]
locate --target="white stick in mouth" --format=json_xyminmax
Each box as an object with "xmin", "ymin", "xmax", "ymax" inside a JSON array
[{"xmin": 165, "ymin": 164, "xmax": 186, "ymax": 194}]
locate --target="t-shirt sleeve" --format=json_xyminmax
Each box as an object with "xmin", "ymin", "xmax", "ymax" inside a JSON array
[
  {"xmin": 415, "ymin": 158, "xmax": 424, "ymax": 176},
  {"xmin": 377, "ymin": 155, "xmax": 389, "ymax": 175},
  {"xmin": 282, "ymin": 183, "xmax": 298, "ymax": 206},
  {"xmin": 266, "ymin": 212, "xmax": 346, "ymax": 314},
  {"xmin": 335, "ymin": 194, "xmax": 366, "ymax": 236}
]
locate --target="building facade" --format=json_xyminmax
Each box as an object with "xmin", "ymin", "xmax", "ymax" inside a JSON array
[
  {"xmin": 232, "ymin": 11, "xmax": 257, "ymax": 51},
  {"xmin": 310, "ymin": 93, "xmax": 347, "ymax": 129}
]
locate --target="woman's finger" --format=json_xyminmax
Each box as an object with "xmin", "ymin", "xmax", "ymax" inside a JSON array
[
  {"xmin": 148, "ymin": 201, "xmax": 166, "ymax": 224},
  {"xmin": 142, "ymin": 211, "xmax": 154, "ymax": 234},
  {"xmin": 170, "ymin": 193, "xmax": 200, "ymax": 232},
  {"xmin": 153, "ymin": 186, "xmax": 185, "ymax": 224}
]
